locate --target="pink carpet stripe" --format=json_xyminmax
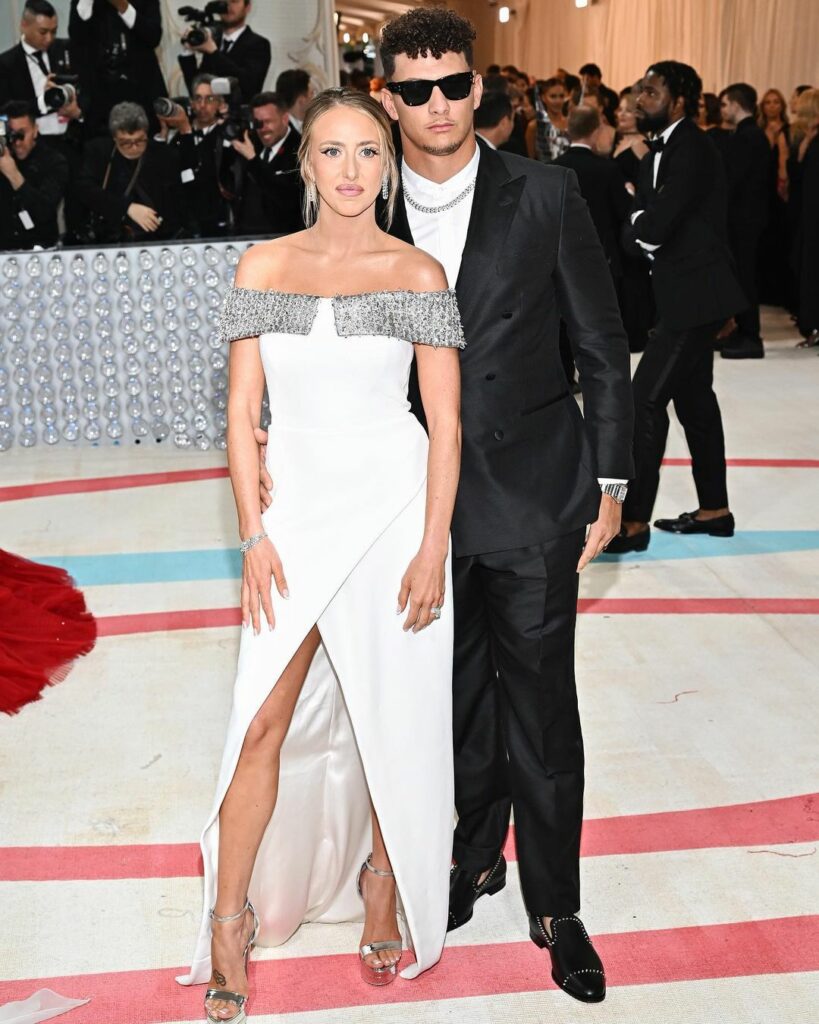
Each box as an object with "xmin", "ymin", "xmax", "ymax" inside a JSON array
[
  {"xmin": 3, "ymin": 794, "xmax": 815, "ymax": 882},
  {"xmin": 93, "ymin": 598, "xmax": 819, "ymax": 638},
  {"xmin": 0, "ymin": 468, "xmax": 229, "ymax": 503},
  {"xmin": 664, "ymin": 457, "xmax": 819, "ymax": 468},
  {"xmin": 1, "ymin": 916, "xmax": 816, "ymax": 1021},
  {"xmin": 1, "ymin": 458, "xmax": 815, "ymax": 504}
]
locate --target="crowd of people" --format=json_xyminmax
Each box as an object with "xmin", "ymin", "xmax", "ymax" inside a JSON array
[{"xmin": 0, "ymin": 0, "xmax": 816, "ymax": 348}]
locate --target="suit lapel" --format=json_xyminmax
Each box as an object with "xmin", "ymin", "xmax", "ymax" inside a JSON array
[
  {"xmin": 15, "ymin": 45, "xmax": 36, "ymax": 103},
  {"xmin": 455, "ymin": 140, "xmax": 524, "ymax": 326},
  {"xmin": 655, "ymin": 118, "xmax": 695, "ymax": 191}
]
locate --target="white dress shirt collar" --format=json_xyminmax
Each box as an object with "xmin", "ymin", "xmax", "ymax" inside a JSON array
[
  {"xmin": 570, "ymin": 142, "xmax": 592, "ymax": 150},
  {"xmin": 475, "ymin": 131, "xmax": 496, "ymax": 150},
  {"xmin": 658, "ymin": 117, "xmax": 684, "ymax": 145},
  {"xmin": 402, "ymin": 141, "xmax": 480, "ymax": 202},
  {"xmin": 264, "ymin": 124, "xmax": 291, "ymax": 161},
  {"xmin": 221, "ymin": 24, "xmax": 248, "ymax": 44}
]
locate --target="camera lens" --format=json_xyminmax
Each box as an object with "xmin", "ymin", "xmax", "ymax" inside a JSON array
[{"xmin": 154, "ymin": 97, "xmax": 177, "ymax": 118}]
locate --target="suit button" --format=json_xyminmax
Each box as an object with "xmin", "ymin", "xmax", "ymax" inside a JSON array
[
  {"xmin": 485, "ymin": 372, "xmax": 496, "ymax": 381},
  {"xmin": 494, "ymin": 429, "xmax": 504, "ymax": 441},
  {"xmin": 501, "ymin": 311, "xmax": 513, "ymax": 319}
]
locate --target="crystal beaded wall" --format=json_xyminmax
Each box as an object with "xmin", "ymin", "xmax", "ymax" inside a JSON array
[{"xmin": 0, "ymin": 240, "xmax": 272, "ymax": 453}]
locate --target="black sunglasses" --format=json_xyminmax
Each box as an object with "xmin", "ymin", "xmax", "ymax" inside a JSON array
[{"xmin": 385, "ymin": 71, "xmax": 475, "ymax": 107}]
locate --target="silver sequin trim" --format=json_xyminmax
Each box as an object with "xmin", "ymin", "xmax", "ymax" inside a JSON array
[{"xmin": 219, "ymin": 287, "xmax": 466, "ymax": 349}]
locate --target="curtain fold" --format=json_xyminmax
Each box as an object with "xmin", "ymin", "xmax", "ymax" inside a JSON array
[{"xmin": 494, "ymin": 0, "xmax": 819, "ymax": 95}]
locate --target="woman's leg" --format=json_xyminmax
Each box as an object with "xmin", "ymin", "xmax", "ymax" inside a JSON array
[
  {"xmin": 206, "ymin": 626, "xmax": 321, "ymax": 1021},
  {"xmin": 359, "ymin": 805, "xmax": 403, "ymax": 970}
]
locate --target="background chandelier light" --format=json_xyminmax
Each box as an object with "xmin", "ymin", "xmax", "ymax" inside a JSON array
[
  {"xmin": 0, "ymin": 240, "xmax": 270, "ymax": 454},
  {"xmin": 499, "ymin": 6, "xmax": 511, "ymax": 23}
]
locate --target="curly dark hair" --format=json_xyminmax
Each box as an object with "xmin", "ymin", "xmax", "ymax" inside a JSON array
[
  {"xmin": 646, "ymin": 60, "xmax": 703, "ymax": 119},
  {"xmin": 379, "ymin": 8, "xmax": 476, "ymax": 80}
]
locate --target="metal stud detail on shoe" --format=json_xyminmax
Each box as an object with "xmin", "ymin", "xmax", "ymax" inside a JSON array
[{"xmin": 220, "ymin": 287, "xmax": 466, "ymax": 349}]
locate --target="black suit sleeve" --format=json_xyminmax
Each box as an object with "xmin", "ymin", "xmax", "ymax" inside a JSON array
[
  {"xmin": 15, "ymin": 150, "xmax": 69, "ymax": 224},
  {"xmin": 623, "ymin": 138, "xmax": 712, "ymax": 248},
  {"xmin": 553, "ymin": 168, "xmax": 634, "ymax": 478},
  {"xmin": 128, "ymin": 0, "xmax": 163, "ymax": 48},
  {"xmin": 75, "ymin": 142, "xmax": 130, "ymax": 225},
  {"xmin": 607, "ymin": 165, "xmax": 631, "ymax": 225},
  {"xmin": 0, "ymin": 50, "xmax": 16, "ymax": 106}
]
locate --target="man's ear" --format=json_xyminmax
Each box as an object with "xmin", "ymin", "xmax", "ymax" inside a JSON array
[
  {"xmin": 380, "ymin": 89, "xmax": 399, "ymax": 123},
  {"xmin": 472, "ymin": 73, "xmax": 483, "ymax": 112}
]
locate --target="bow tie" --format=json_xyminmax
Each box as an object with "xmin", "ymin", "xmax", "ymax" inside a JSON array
[{"xmin": 648, "ymin": 136, "xmax": 666, "ymax": 154}]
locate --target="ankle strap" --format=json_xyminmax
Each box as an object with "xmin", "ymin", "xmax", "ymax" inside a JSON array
[
  {"xmin": 210, "ymin": 899, "xmax": 251, "ymax": 924},
  {"xmin": 363, "ymin": 854, "xmax": 395, "ymax": 878}
]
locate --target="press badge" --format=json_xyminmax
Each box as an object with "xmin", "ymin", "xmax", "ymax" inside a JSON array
[
  {"xmin": 18, "ymin": 210, "xmax": 35, "ymax": 231},
  {"xmin": 181, "ymin": 168, "xmax": 195, "ymax": 183}
]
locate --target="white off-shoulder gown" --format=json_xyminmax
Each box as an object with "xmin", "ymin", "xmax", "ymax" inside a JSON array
[{"xmin": 177, "ymin": 287, "xmax": 465, "ymax": 985}]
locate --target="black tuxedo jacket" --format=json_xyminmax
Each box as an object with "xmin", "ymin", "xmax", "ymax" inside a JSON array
[
  {"xmin": 179, "ymin": 26, "xmax": 271, "ymax": 103},
  {"xmin": 236, "ymin": 127, "xmax": 303, "ymax": 236},
  {"xmin": 0, "ymin": 140, "xmax": 68, "ymax": 250},
  {"xmin": 76, "ymin": 137, "xmax": 182, "ymax": 241},
  {"xmin": 0, "ymin": 38, "xmax": 70, "ymax": 104},
  {"xmin": 623, "ymin": 117, "xmax": 746, "ymax": 332},
  {"xmin": 68, "ymin": 0, "xmax": 166, "ymax": 134},
  {"xmin": 555, "ymin": 145, "xmax": 631, "ymax": 278},
  {"xmin": 170, "ymin": 125, "xmax": 235, "ymax": 235},
  {"xmin": 722, "ymin": 117, "xmax": 770, "ymax": 235},
  {"xmin": 390, "ymin": 138, "xmax": 634, "ymax": 556}
]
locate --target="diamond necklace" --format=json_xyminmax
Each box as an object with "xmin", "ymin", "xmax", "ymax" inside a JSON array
[{"xmin": 402, "ymin": 177, "xmax": 476, "ymax": 215}]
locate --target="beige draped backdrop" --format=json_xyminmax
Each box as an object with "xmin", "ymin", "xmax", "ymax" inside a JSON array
[{"xmin": 488, "ymin": 0, "xmax": 819, "ymax": 95}]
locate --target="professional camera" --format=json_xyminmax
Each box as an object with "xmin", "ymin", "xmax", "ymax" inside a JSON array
[
  {"xmin": 154, "ymin": 96, "xmax": 192, "ymax": 119},
  {"xmin": 0, "ymin": 118, "xmax": 25, "ymax": 157},
  {"xmin": 211, "ymin": 77, "xmax": 253, "ymax": 141},
  {"xmin": 43, "ymin": 74, "xmax": 80, "ymax": 113},
  {"xmin": 179, "ymin": 1, "xmax": 228, "ymax": 48}
]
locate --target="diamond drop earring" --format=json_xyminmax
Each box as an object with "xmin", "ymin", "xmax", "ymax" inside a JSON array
[
  {"xmin": 381, "ymin": 176, "xmax": 389, "ymax": 201},
  {"xmin": 306, "ymin": 181, "xmax": 317, "ymax": 205}
]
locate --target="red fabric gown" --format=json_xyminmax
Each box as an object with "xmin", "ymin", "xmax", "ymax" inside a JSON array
[{"xmin": 0, "ymin": 550, "xmax": 97, "ymax": 715}]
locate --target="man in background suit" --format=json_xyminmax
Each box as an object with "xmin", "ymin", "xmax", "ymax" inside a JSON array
[
  {"xmin": 608, "ymin": 61, "xmax": 747, "ymax": 554},
  {"xmin": 473, "ymin": 87, "xmax": 515, "ymax": 150},
  {"xmin": 556, "ymin": 105, "xmax": 631, "ymax": 280},
  {"xmin": 68, "ymin": 0, "xmax": 166, "ymax": 137},
  {"xmin": 718, "ymin": 82, "xmax": 771, "ymax": 359},
  {"xmin": 231, "ymin": 91, "xmax": 303, "ymax": 236},
  {"xmin": 179, "ymin": 0, "xmax": 270, "ymax": 104}
]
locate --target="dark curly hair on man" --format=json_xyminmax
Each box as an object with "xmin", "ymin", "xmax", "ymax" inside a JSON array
[
  {"xmin": 646, "ymin": 60, "xmax": 703, "ymax": 119},
  {"xmin": 379, "ymin": 8, "xmax": 477, "ymax": 80}
]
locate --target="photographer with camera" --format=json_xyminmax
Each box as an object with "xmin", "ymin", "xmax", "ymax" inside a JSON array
[
  {"xmin": 0, "ymin": 100, "xmax": 68, "ymax": 251},
  {"xmin": 69, "ymin": 0, "xmax": 167, "ymax": 138},
  {"xmin": 155, "ymin": 74, "xmax": 235, "ymax": 237},
  {"xmin": 0, "ymin": 1, "xmax": 86, "ymax": 239},
  {"xmin": 231, "ymin": 90, "xmax": 303, "ymax": 237},
  {"xmin": 178, "ymin": 0, "xmax": 270, "ymax": 105},
  {"xmin": 76, "ymin": 100, "xmax": 182, "ymax": 243}
]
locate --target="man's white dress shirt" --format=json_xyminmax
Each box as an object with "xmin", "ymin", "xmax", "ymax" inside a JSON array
[
  {"xmin": 402, "ymin": 140, "xmax": 624, "ymax": 493},
  {"xmin": 631, "ymin": 117, "xmax": 685, "ymax": 255},
  {"xmin": 20, "ymin": 38, "xmax": 67, "ymax": 136}
]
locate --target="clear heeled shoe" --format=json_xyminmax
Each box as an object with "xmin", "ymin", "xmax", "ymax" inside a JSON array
[
  {"xmin": 357, "ymin": 855, "xmax": 403, "ymax": 986},
  {"xmin": 204, "ymin": 899, "xmax": 259, "ymax": 1023}
]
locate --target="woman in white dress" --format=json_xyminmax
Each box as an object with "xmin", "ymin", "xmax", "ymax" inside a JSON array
[{"xmin": 177, "ymin": 88, "xmax": 464, "ymax": 1022}]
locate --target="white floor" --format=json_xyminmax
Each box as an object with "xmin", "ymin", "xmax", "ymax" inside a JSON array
[{"xmin": 1, "ymin": 308, "xmax": 818, "ymax": 1023}]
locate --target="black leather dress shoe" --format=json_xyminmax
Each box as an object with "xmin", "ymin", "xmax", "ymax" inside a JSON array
[
  {"xmin": 447, "ymin": 854, "xmax": 506, "ymax": 931},
  {"xmin": 654, "ymin": 510, "xmax": 735, "ymax": 536},
  {"xmin": 604, "ymin": 527, "xmax": 650, "ymax": 554},
  {"xmin": 528, "ymin": 913, "xmax": 606, "ymax": 1003},
  {"xmin": 720, "ymin": 336, "xmax": 765, "ymax": 359}
]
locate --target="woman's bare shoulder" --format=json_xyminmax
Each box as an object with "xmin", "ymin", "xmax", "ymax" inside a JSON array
[
  {"xmin": 233, "ymin": 233, "xmax": 312, "ymax": 290},
  {"xmin": 387, "ymin": 240, "xmax": 449, "ymax": 293}
]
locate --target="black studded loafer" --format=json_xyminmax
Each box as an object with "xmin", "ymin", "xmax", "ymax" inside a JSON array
[
  {"xmin": 653, "ymin": 510, "xmax": 735, "ymax": 536},
  {"xmin": 604, "ymin": 526, "xmax": 650, "ymax": 554},
  {"xmin": 528, "ymin": 913, "xmax": 606, "ymax": 1003},
  {"xmin": 447, "ymin": 853, "xmax": 507, "ymax": 932}
]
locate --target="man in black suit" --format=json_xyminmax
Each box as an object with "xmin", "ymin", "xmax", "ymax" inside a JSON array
[
  {"xmin": 0, "ymin": 1, "xmax": 86, "ymax": 238},
  {"xmin": 556, "ymin": 105, "xmax": 631, "ymax": 280},
  {"xmin": 231, "ymin": 91, "xmax": 303, "ymax": 236},
  {"xmin": 157, "ymin": 74, "xmax": 235, "ymax": 237},
  {"xmin": 718, "ymin": 83, "xmax": 771, "ymax": 359},
  {"xmin": 607, "ymin": 61, "xmax": 747, "ymax": 554},
  {"xmin": 274, "ymin": 69, "xmax": 313, "ymax": 135},
  {"xmin": 179, "ymin": 0, "xmax": 271, "ymax": 105},
  {"xmin": 0, "ymin": 100, "xmax": 68, "ymax": 250},
  {"xmin": 474, "ymin": 88, "xmax": 515, "ymax": 151},
  {"xmin": 75, "ymin": 100, "xmax": 182, "ymax": 242},
  {"xmin": 68, "ymin": 0, "xmax": 166, "ymax": 137},
  {"xmin": 263, "ymin": 8, "xmax": 631, "ymax": 1003}
]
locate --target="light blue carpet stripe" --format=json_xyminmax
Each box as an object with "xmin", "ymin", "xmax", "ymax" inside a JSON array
[{"xmin": 37, "ymin": 531, "xmax": 819, "ymax": 586}]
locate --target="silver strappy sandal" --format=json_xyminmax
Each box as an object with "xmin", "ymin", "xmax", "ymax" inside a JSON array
[
  {"xmin": 204, "ymin": 899, "xmax": 259, "ymax": 1023},
  {"xmin": 357, "ymin": 855, "xmax": 403, "ymax": 986}
]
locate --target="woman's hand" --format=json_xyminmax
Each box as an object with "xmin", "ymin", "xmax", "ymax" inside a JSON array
[
  {"xmin": 397, "ymin": 545, "xmax": 446, "ymax": 633},
  {"xmin": 242, "ymin": 538, "xmax": 289, "ymax": 634}
]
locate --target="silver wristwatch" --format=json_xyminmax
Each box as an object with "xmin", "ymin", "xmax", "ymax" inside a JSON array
[{"xmin": 601, "ymin": 482, "xmax": 628, "ymax": 504}]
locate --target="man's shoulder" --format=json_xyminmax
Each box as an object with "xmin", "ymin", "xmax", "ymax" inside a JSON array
[
  {"xmin": 239, "ymin": 26, "xmax": 271, "ymax": 51},
  {"xmin": 493, "ymin": 147, "xmax": 570, "ymax": 189},
  {"xmin": 0, "ymin": 43, "xmax": 22, "ymax": 68}
]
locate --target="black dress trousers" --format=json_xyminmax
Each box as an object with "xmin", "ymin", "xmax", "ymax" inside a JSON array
[
  {"xmin": 451, "ymin": 528, "xmax": 586, "ymax": 916},
  {"xmin": 623, "ymin": 320, "xmax": 729, "ymax": 523}
]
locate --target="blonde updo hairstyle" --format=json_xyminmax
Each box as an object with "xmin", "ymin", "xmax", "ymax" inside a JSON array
[{"xmin": 298, "ymin": 87, "xmax": 399, "ymax": 229}]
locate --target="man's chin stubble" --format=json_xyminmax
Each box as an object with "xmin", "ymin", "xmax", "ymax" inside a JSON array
[{"xmin": 420, "ymin": 127, "xmax": 473, "ymax": 157}]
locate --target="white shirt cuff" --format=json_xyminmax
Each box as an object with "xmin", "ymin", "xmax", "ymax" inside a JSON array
[
  {"xmin": 636, "ymin": 239, "xmax": 661, "ymax": 253},
  {"xmin": 630, "ymin": 210, "xmax": 643, "ymax": 225},
  {"xmin": 598, "ymin": 479, "xmax": 628, "ymax": 488},
  {"xmin": 37, "ymin": 94, "xmax": 49, "ymax": 116},
  {"xmin": 120, "ymin": 3, "xmax": 137, "ymax": 29},
  {"xmin": 77, "ymin": 0, "xmax": 93, "ymax": 19}
]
